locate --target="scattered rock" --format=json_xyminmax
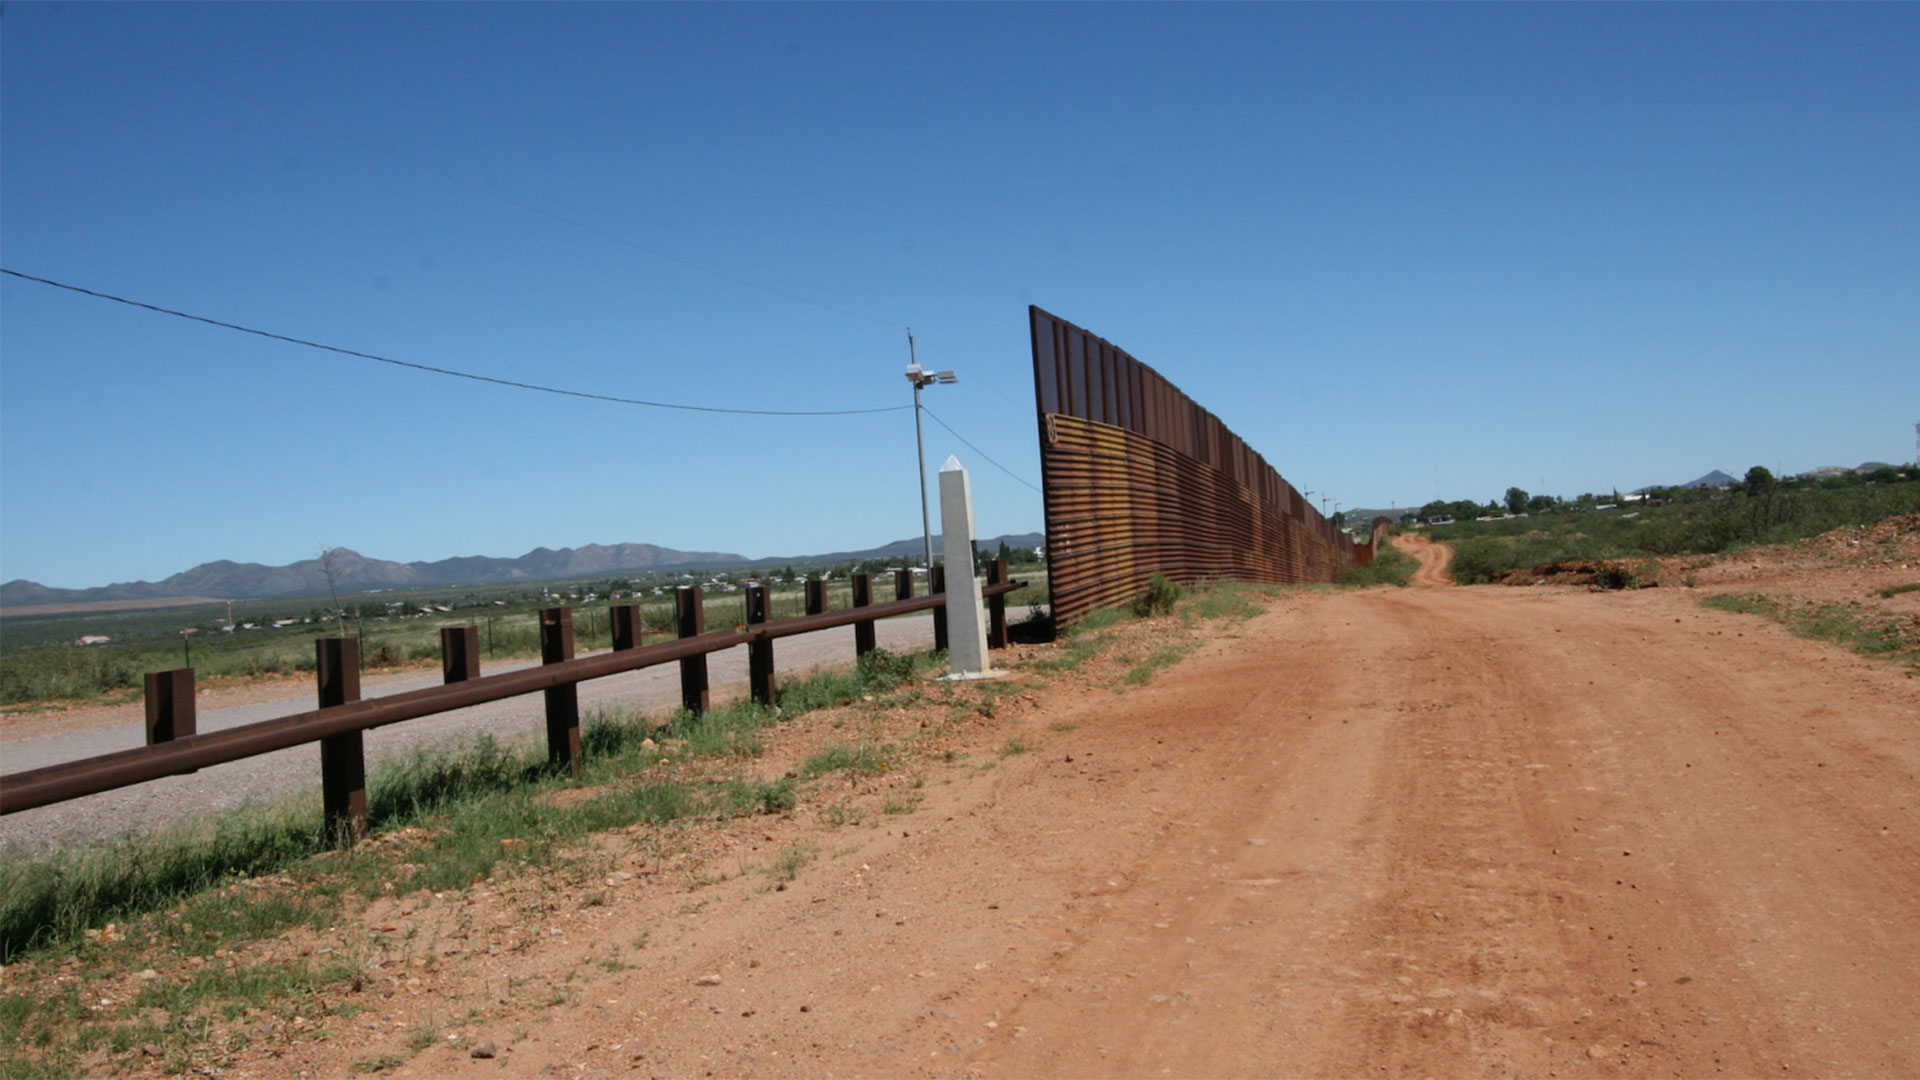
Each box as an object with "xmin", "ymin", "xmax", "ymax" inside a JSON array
[
  {"xmin": 470, "ymin": 1041, "xmax": 497, "ymax": 1059},
  {"xmin": 1589, "ymin": 1044, "xmax": 1612, "ymax": 1060},
  {"xmin": 695, "ymin": 973, "xmax": 723, "ymax": 986},
  {"xmin": 135, "ymin": 969, "xmax": 159, "ymax": 981}
]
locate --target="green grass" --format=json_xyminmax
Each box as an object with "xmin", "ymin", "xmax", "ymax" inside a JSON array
[
  {"xmin": 1122, "ymin": 642, "xmax": 1196, "ymax": 686},
  {"xmin": 1179, "ymin": 582, "xmax": 1275, "ymax": 621},
  {"xmin": 1702, "ymin": 593, "xmax": 1920, "ymax": 667},
  {"xmin": 763, "ymin": 844, "xmax": 816, "ymax": 883},
  {"xmin": 801, "ymin": 742, "xmax": 893, "ymax": 779}
]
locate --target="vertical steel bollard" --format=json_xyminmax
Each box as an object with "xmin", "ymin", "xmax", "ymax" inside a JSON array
[
  {"xmin": 675, "ymin": 586, "xmax": 709, "ymax": 714},
  {"xmin": 745, "ymin": 583, "xmax": 775, "ymax": 706},
  {"xmin": 851, "ymin": 572, "xmax": 875, "ymax": 657},
  {"xmin": 611, "ymin": 604, "xmax": 642, "ymax": 652},
  {"xmin": 144, "ymin": 668, "xmax": 196, "ymax": 747},
  {"xmin": 987, "ymin": 557, "xmax": 1009, "ymax": 650},
  {"xmin": 441, "ymin": 626, "xmax": 480, "ymax": 683},
  {"xmin": 894, "ymin": 567, "xmax": 913, "ymax": 602},
  {"xmin": 540, "ymin": 607, "xmax": 580, "ymax": 775},
  {"xmin": 805, "ymin": 578, "xmax": 827, "ymax": 617},
  {"xmin": 316, "ymin": 637, "xmax": 365, "ymax": 844},
  {"xmin": 930, "ymin": 566, "xmax": 949, "ymax": 653}
]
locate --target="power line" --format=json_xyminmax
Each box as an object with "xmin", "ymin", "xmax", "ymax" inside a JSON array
[
  {"xmin": 2, "ymin": 269, "xmax": 910, "ymax": 417},
  {"xmin": 15, "ymin": 2, "xmax": 905, "ymax": 331},
  {"xmin": 919, "ymin": 405, "xmax": 1043, "ymax": 494}
]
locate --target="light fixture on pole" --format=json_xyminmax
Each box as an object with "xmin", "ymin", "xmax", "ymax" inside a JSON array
[{"xmin": 905, "ymin": 330, "xmax": 957, "ymax": 571}]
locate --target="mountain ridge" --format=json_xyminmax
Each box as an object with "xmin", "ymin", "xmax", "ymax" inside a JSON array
[{"xmin": 2, "ymin": 533, "xmax": 1045, "ymax": 607}]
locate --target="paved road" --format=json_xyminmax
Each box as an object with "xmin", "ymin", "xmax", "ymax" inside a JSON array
[{"xmin": 0, "ymin": 614, "xmax": 936, "ymax": 850}]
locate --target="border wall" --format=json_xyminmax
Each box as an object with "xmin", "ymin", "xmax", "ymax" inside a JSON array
[{"xmin": 1030, "ymin": 307, "xmax": 1376, "ymax": 627}]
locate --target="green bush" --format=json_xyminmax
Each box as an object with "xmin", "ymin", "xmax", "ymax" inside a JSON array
[
  {"xmin": 1131, "ymin": 572, "xmax": 1183, "ymax": 617},
  {"xmin": 1341, "ymin": 541, "xmax": 1417, "ymax": 587},
  {"xmin": 1447, "ymin": 538, "xmax": 1509, "ymax": 585}
]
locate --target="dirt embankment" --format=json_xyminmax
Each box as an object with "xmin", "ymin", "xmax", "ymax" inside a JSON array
[{"xmin": 49, "ymin": 568, "xmax": 1912, "ymax": 1079}]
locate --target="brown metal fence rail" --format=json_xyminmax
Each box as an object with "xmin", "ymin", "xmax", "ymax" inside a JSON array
[
  {"xmin": 1, "ymin": 571, "xmax": 1022, "ymax": 842},
  {"xmin": 1030, "ymin": 307, "xmax": 1374, "ymax": 626}
]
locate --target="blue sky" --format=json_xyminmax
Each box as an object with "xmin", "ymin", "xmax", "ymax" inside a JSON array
[{"xmin": 4, "ymin": 2, "xmax": 1915, "ymax": 589}]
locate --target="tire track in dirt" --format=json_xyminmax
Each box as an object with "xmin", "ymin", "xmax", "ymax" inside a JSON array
[{"xmin": 1397, "ymin": 532, "xmax": 1453, "ymax": 586}]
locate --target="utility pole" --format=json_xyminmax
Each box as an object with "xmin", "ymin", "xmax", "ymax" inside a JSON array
[{"xmin": 904, "ymin": 330, "xmax": 957, "ymax": 571}]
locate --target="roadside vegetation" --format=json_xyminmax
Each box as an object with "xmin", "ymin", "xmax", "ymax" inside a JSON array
[
  {"xmin": 1340, "ymin": 538, "xmax": 1417, "ymax": 587},
  {"xmin": 1702, "ymin": 593, "xmax": 1920, "ymax": 671},
  {"xmin": 1425, "ymin": 467, "xmax": 1920, "ymax": 585}
]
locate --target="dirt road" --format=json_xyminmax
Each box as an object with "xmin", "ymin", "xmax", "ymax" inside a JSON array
[
  {"xmin": 284, "ymin": 576, "xmax": 1920, "ymax": 1080},
  {"xmin": 1398, "ymin": 531, "xmax": 1454, "ymax": 585}
]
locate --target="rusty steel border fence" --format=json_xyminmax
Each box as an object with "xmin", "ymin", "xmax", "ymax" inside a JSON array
[
  {"xmin": 1030, "ymin": 307, "xmax": 1375, "ymax": 626},
  {"xmin": 1, "ymin": 571, "xmax": 1021, "ymax": 841}
]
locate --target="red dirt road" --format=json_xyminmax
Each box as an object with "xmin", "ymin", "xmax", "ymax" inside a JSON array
[
  {"xmin": 314, "ymin": 578, "xmax": 1920, "ymax": 1080},
  {"xmin": 1398, "ymin": 531, "xmax": 1454, "ymax": 586}
]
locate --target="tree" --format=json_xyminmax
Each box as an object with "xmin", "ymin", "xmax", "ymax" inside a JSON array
[
  {"xmin": 1526, "ymin": 493, "xmax": 1557, "ymax": 514},
  {"xmin": 1744, "ymin": 465, "xmax": 1777, "ymax": 498},
  {"xmin": 1504, "ymin": 487, "xmax": 1529, "ymax": 516}
]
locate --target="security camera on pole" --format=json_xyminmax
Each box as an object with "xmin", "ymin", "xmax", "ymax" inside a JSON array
[{"xmin": 938, "ymin": 455, "xmax": 998, "ymax": 681}]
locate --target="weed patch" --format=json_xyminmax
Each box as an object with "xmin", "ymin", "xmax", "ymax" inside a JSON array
[{"xmin": 1702, "ymin": 593, "xmax": 1920, "ymax": 668}]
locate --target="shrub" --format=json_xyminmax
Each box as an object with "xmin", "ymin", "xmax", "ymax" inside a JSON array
[
  {"xmin": 1131, "ymin": 572, "xmax": 1183, "ymax": 617},
  {"xmin": 1447, "ymin": 539, "xmax": 1508, "ymax": 585}
]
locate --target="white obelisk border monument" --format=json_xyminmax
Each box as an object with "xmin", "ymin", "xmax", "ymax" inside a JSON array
[{"xmin": 938, "ymin": 455, "xmax": 997, "ymax": 680}]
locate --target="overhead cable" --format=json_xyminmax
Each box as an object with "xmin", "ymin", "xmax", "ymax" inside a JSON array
[
  {"xmin": 16, "ymin": 3, "xmax": 905, "ymax": 331},
  {"xmin": 1, "ymin": 269, "xmax": 910, "ymax": 417},
  {"xmin": 919, "ymin": 405, "xmax": 1044, "ymax": 494}
]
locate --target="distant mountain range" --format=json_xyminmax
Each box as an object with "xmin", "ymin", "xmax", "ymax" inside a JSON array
[{"xmin": 1, "ymin": 533, "xmax": 1045, "ymax": 608}]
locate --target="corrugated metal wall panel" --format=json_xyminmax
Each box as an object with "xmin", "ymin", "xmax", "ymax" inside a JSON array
[{"xmin": 1031, "ymin": 307, "xmax": 1372, "ymax": 627}]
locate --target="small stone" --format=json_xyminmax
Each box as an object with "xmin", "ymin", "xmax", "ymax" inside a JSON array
[
  {"xmin": 1589, "ymin": 1044, "xmax": 1611, "ymax": 1060},
  {"xmin": 135, "ymin": 969, "xmax": 160, "ymax": 980},
  {"xmin": 470, "ymin": 1041, "xmax": 497, "ymax": 1059},
  {"xmin": 142, "ymin": 1044, "xmax": 162, "ymax": 1057},
  {"xmin": 695, "ymin": 974, "xmax": 723, "ymax": 986}
]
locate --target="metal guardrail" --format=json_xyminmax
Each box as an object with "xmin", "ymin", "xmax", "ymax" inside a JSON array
[
  {"xmin": 1029, "ymin": 307, "xmax": 1372, "ymax": 625},
  {"xmin": 1, "ymin": 570, "xmax": 1023, "ymax": 839}
]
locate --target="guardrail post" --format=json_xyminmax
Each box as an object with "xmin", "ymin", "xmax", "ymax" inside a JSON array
[
  {"xmin": 894, "ymin": 567, "xmax": 913, "ymax": 601},
  {"xmin": 675, "ymin": 586, "xmax": 709, "ymax": 714},
  {"xmin": 316, "ymin": 637, "xmax": 365, "ymax": 844},
  {"xmin": 851, "ymin": 572, "xmax": 875, "ymax": 657},
  {"xmin": 930, "ymin": 566, "xmax": 949, "ymax": 653},
  {"xmin": 988, "ymin": 557, "xmax": 1009, "ymax": 650},
  {"xmin": 611, "ymin": 604, "xmax": 642, "ymax": 651},
  {"xmin": 541, "ymin": 607, "xmax": 580, "ymax": 775},
  {"xmin": 441, "ymin": 626, "xmax": 480, "ymax": 683},
  {"xmin": 745, "ymin": 583, "xmax": 775, "ymax": 706},
  {"xmin": 144, "ymin": 668, "xmax": 196, "ymax": 747},
  {"xmin": 804, "ymin": 578, "xmax": 827, "ymax": 617}
]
